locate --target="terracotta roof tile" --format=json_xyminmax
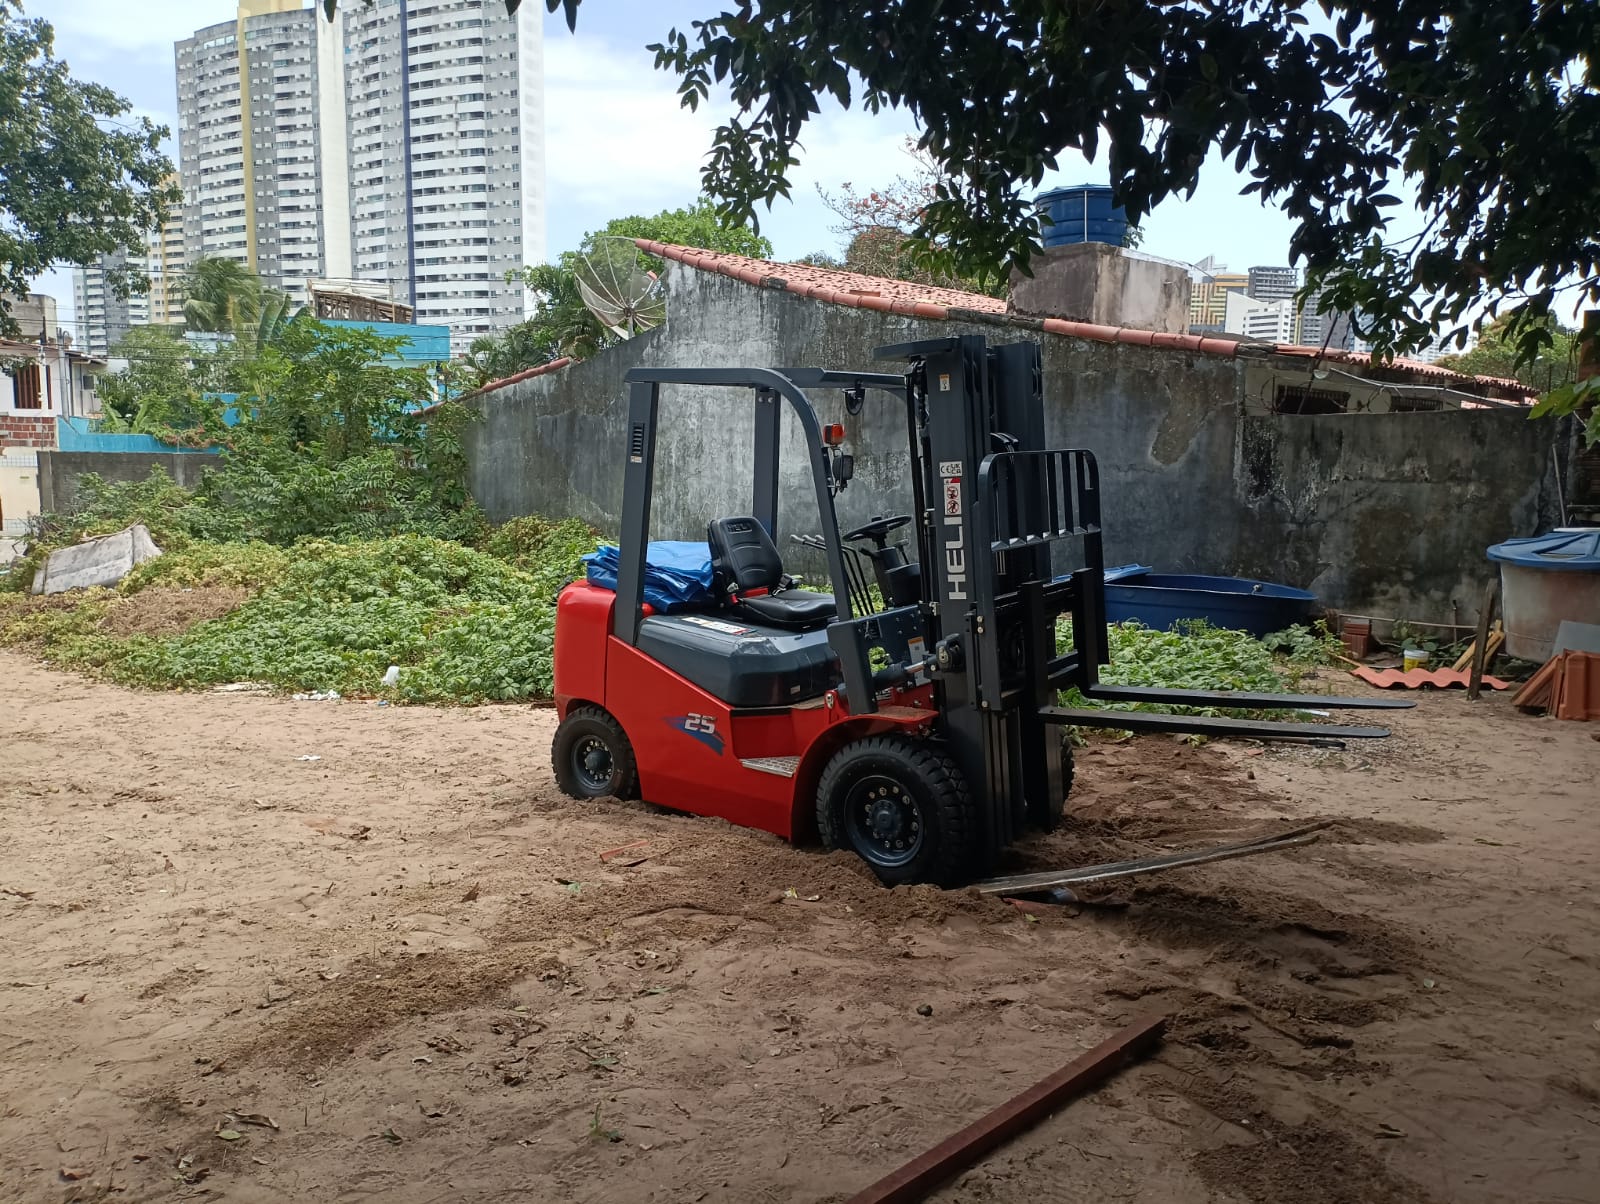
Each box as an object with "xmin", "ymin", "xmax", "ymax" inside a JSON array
[
  {"xmin": 421, "ymin": 356, "xmax": 574, "ymax": 413},
  {"xmin": 636, "ymin": 238, "xmax": 1242, "ymax": 358},
  {"xmin": 632, "ymin": 241, "xmax": 1541, "ymax": 400},
  {"xmin": 1271, "ymin": 344, "xmax": 1534, "ymax": 398},
  {"xmin": 463, "ymin": 241, "xmax": 1541, "ymax": 400}
]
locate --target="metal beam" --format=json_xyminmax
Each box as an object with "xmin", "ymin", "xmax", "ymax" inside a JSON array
[
  {"xmin": 843, "ymin": 1014, "xmax": 1166, "ymax": 1204},
  {"xmin": 969, "ymin": 821, "xmax": 1334, "ymax": 895},
  {"xmin": 1037, "ymin": 706, "xmax": 1391, "ymax": 741}
]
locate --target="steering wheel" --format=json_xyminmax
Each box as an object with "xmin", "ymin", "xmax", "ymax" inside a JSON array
[{"xmin": 843, "ymin": 514, "xmax": 912, "ymax": 546}]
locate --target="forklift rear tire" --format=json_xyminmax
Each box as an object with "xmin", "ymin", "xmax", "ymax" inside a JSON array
[
  {"xmin": 816, "ymin": 736, "xmax": 978, "ymax": 887},
  {"xmin": 552, "ymin": 705, "xmax": 640, "ymax": 801}
]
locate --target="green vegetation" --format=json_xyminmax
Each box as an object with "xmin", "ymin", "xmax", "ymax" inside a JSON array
[
  {"xmin": 1436, "ymin": 316, "xmax": 1580, "ymax": 395},
  {"xmin": 0, "ymin": 313, "xmax": 602, "ymax": 704},
  {"xmin": 95, "ymin": 327, "xmax": 239, "ymax": 441},
  {"xmin": 465, "ymin": 199, "xmax": 773, "ymax": 385},
  {"xmin": 1057, "ymin": 618, "xmax": 1349, "ymax": 736},
  {"xmin": 0, "ymin": 2, "xmax": 176, "ymax": 333},
  {"xmin": 18, "ymin": 321, "xmax": 485, "ymax": 570},
  {"xmin": 0, "ymin": 524, "xmax": 596, "ymax": 704}
]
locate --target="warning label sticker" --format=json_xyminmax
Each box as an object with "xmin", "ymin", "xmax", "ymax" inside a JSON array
[{"xmin": 943, "ymin": 477, "xmax": 962, "ymax": 516}]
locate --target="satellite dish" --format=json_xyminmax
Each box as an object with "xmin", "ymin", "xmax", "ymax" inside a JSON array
[{"xmin": 572, "ymin": 237, "xmax": 667, "ymax": 339}]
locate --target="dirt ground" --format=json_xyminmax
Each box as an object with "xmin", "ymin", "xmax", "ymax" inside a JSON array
[{"xmin": 1, "ymin": 650, "xmax": 1597, "ymax": 1204}]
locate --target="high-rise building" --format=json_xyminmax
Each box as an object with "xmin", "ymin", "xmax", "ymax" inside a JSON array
[
  {"xmin": 172, "ymin": 0, "xmax": 542, "ymax": 351},
  {"xmin": 175, "ymin": 1, "xmax": 346, "ymax": 303},
  {"xmin": 70, "ymin": 178, "xmax": 187, "ymax": 354},
  {"xmin": 341, "ymin": 0, "xmax": 544, "ymax": 352},
  {"xmin": 72, "ymin": 251, "xmax": 150, "ymax": 356},
  {"xmin": 1224, "ymin": 292, "xmax": 1297, "ymax": 343},
  {"xmin": 1247, "ymin": 265, "xmax": 1299, "ymax": 304},
  {"xmin": 146, "ymin": 180, "xmax": 190, "ymax": 327},
  {"xmin": 1189, "ymin": 270, "xmax": 1249, "ymax": 330}
]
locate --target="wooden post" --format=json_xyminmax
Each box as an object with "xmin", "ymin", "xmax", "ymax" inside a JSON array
[{"xmin": 1468, "ymin": 579, "xmax": 1499, "ymax": 701}]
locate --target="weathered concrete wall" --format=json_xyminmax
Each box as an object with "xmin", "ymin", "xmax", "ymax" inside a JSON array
[
  {"xmin": 1233, "ymin": 409, "xmax": 1559, "ymax": 622},
  {"xmin": 37, "ymin": 451, "xmax": 219, "ymax": 515},
  {"xmin": 1009, "ymin": 243, "xmax": 1192, "ymax": 335},
  {"xmin": 465, "ymin": 265, "xmax": 1560, "ymax": 623}
]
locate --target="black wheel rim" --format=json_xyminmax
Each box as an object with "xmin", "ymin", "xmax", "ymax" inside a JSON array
[
  {"xmin": 572, "ymin": 734, "xmax": 614, "ymax": 793},
  {"xmin": 843, "ymin": 772, "xmax": 924, "ymax": 868}
]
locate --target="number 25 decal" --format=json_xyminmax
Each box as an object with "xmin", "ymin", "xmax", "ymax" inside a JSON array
[{"xmin": 667, "ymin": 712, "xmax": 724, "ymax": 755}]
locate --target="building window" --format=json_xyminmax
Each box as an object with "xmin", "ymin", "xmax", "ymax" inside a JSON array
[
  {"xmin": 10, "ymin": 362, "xmax": 42, "ymax": 409},
  {"xmin": 1272, "ymin": 384, "xmax": 1348, "ymax": 415},
  {"xmin": 1388, "ymin": 396, "xmax": 1444, "ymax": 413}
]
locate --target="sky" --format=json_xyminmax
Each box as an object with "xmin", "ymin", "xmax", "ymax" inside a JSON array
[{"xmin": 27, "ymin": 0, "xmax": 1303, "ymax": 334}]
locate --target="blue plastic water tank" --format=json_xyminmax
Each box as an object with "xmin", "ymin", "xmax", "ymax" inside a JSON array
[{"xmin": 1037, "ymin": 185, "xmax": 1129, "ymax": 248}]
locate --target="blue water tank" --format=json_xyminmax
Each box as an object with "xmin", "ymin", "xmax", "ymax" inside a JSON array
[{"xmin": 1037, "ymin": 185, "xmax": 1129, "ymax": 248}]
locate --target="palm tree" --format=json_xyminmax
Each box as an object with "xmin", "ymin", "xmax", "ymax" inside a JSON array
[
  {"xmin": 182, "ymin": 256, "xmax": 261, "ymax": 334},
  {"xmin": 252, "ymin": 289, "xmax": 303, "ymax": 351}
]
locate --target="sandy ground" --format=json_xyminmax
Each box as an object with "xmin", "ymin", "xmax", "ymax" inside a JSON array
[{"xmin": 1, "ymin": 649, "xmax": 1597, "ymax": 1204}]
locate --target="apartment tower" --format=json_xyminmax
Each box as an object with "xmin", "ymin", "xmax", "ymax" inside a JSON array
[
  {"xmin": 342, "ymin": 0, "xmax": 544, "ymax": 351},
  {"xmin": 175, "ymin": 1, "xmax": 348, "ymax": 302},
  {"xmin": 71, "ymin": 251, "xmax": 150, "ymax": 356}
]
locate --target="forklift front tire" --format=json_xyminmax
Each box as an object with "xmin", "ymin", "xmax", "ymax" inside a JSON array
[
  {"xmin": 816, "ymin": 736, "xmax": 978, "ymax": 887},
  {"xmin": 552, "ymin": 705, "xmax": 640, "ymax": 801}
]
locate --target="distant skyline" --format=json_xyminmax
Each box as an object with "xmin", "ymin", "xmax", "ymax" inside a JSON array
[{"xmin": 31, "ymin": 0, "xmax": 1305, "ymax": 336}]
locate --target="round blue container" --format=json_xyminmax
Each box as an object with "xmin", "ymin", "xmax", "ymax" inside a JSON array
[{"xmin": 1037, "ymin": 185, "xmax": 1129, "ymax": 248}]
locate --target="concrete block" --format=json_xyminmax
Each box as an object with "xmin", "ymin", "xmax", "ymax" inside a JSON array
[{"xmin": 31, "ymin": 524, "xmax": 162, "ymax": 595}]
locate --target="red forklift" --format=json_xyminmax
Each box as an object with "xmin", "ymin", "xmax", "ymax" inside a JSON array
[{"xmin": 551, "ymin": 336, "xmax": 1408, "ymax": 885}]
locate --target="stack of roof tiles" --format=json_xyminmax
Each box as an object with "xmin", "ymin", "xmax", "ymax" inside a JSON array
[{"xmin": 1513, "ymin": 652, "xmax": 1600, "ymax": 720}]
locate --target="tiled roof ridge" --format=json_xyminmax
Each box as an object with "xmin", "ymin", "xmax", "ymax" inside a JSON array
[
  {"xmin": 455, "ymin": 244, "xmax": 1538, "ymax": 401},
  {"xmin": 635, "ymin": 239, "xmax": 1537, "ymax": 398}
]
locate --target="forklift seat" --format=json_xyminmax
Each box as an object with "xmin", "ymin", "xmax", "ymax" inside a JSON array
[{"xmin": 706, "ymin": 517, "xmax": 836, "ymax": 631}]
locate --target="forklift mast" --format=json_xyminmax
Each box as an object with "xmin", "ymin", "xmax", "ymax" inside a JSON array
[{"xmin": 876, "ymin": 335, "xmax": 1108, "ymax": 860}]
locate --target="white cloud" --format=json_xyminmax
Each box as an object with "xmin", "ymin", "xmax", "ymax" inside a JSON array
[
  {"xmin": 541, "ymin": 34, "xmax": 919, "ymax": 261},
  {"xmin": 542, "ymin": 37, "xmax": 719, "ymax": 214}
]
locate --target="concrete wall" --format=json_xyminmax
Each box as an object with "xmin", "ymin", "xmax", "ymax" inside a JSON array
[
  {"xmin": 37, "ymin": 451, "xmax": 219, "ymax": 516},
  {"xmin": 1008, "ymin": 243, "xmax": 1192, "ymax": 335},
  {"xmin": 465, "ymin": 265, "xmax": 1561, "ymax": 624}
]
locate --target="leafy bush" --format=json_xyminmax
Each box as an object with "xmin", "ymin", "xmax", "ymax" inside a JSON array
[
  {"xmin": 1098, "ymin": 619, "xmax": 1288, "ymax": 694},
  {"xmin": 1054, "ymin": 618, "xmax": 1342, "ymax": 736},
  {"xmin": 1, "ymin": 529, "xmax": 595, "ymax": 704},
  {"xmin": 1259, "ymin": 621, "xmax": 1349, "ymax": 670},
  {"xmin": 480, "ymin": 515, "xmax": 603, "ymax": 593},
  {"xmin": 2, "ymin": 320, "xmax": 488, "ymax": 595},
  {"xmin": 120, "ymin": 541, "xmax": 292, "ymax": 592}
]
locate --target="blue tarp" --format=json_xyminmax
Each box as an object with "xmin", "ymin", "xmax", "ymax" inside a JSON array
[{"xmin": 583, "ymin": 541, "xmax": 717, "ymax": 612}]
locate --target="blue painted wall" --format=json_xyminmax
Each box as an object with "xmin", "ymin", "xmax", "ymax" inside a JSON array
[
  {"xmin": 320, "ymin": 320, "xmax": 452, "ymax": 364},
  {"xmin": 56, "ymin": 418, "xmax": 219, "ymax": 456}
]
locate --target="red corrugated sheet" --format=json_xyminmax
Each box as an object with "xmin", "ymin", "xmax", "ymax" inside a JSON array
[{"xmin": 1351, "ymin": 667, "xmax": 1512, "ymax": 691}]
